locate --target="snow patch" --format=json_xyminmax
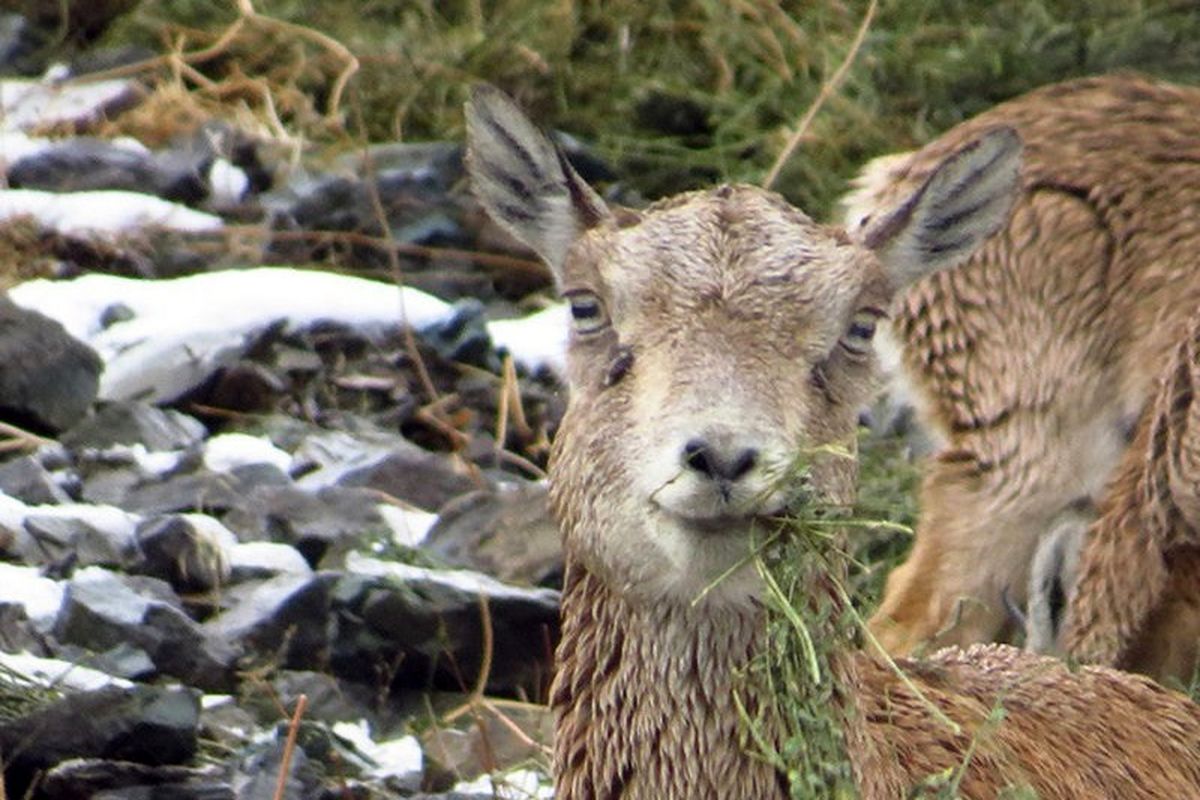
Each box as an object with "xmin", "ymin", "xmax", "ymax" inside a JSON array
[
  {"xmin": 0, "ymin": 651, "xmax": 131, "ymax": 692},
  {"xmin": 0, "ymin": 563, "xmax": 63, "ymax": 626},
  {"xmin": 0, "ymin": 189, "xmax": 222, "ymax": 236},
  {"xmin": 204, "ymin": 433, "xmax": 292, "ymax": 474}
]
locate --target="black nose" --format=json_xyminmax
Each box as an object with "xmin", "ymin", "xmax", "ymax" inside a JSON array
[{"xmin": 682, "ymin": 438, "xmax": 759, "ymax": 482}]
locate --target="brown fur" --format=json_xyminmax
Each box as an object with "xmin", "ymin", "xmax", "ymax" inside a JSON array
[
  {"xmin": 844, "ymin": 75, "xmax": 1200, "ymax": 655},
  {"xmin": 465, "ymin": 85, "xmax": 1200, "ymax": 799},
  {"xmin": 1063, "ymin": 310, "xmax": 1200, "ymax": 683}
]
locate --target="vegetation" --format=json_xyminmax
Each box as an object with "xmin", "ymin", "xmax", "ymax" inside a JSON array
[{"xmin": 98, "ymin": 0, "xmax": 1200, "ymax": 217}]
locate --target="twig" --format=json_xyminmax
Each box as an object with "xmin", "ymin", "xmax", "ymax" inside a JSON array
[
  {"xmin": 761, "ymin": 0, "xmax": 877, "ymax": 190},
  {"xmin": 273, "ymin": 694, "xmax": 309, "ymax": 800},
  {"xmin": 353, "ymin": 105, "xmax": 441, "ymax": 407},
  {"xmin": 251, "ymin": 227, "xmax": 549, "ymax": 280},
  {"xmin": 0, "ymin": 421, "xmax": 54, "ymax": 454}
]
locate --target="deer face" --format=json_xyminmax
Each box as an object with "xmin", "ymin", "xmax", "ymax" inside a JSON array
[{"xmin": 465, "ymin": 86, "xmax": 1021, "ymax": 607}]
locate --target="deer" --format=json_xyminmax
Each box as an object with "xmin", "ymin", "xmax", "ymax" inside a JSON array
[
  {"xmin": 1023, "ymin": 306, "xmax": 1200, "ymax": 685},
  {"xmin": 464, "ymin": 83, "xmax": 1200, "ymax": 799},
  {"xmin": 839, "ymin": 75, "xmax": 1200, "ymax": 657}
]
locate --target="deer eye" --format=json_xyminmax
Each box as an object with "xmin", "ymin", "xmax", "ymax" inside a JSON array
[
  {"xmin": 565, "ymin": 290, "xmax": 609, "ymax": 335},
  {"xmin": 840, "ymin": 308, "xmax": 883, "ymax": 357}
]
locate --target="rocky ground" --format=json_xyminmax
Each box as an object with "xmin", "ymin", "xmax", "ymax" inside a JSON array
[{"xmin": 0, "ymin": 7, "xmax": 591, "ymax": 799}]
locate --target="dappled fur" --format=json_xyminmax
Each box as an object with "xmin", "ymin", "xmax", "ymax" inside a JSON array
[
  {"xmin": 1063, "ymin": 310, "xmax": 1200, "ymax": 682},
  {"xmin": 847, "ymin": 75, "xmax": 1200, "ymax": 654}
]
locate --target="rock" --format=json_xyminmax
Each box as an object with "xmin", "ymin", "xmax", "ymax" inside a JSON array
[
  {"xmin": 333, "ymin": 555, "xmax": 559, "ymax": 695},
  {"xmin": 22, "ymin": 503, "xmax": 141, "ymax": 569},
  {"xmin": 297, "ymin": 429, "xmax": 479, "ymax": 512},
  {"xmin": 134, "ymin": 514, "xmax": 235, "ymax": 592},
  {"xmin": 203, "ymin": 432, "xmax": 293, "ymax": 474},
  {"xmin": 0, "ymin": 684, "xmax": 201, "ymax": 796},
  {"xmin": 424, "ymin": 481, "xmax": 562, "ymax": 586},
  {"xmin": 222, "ymin": 484, "xmax": 392, "ymax": 566},
  {"xmin": 207, "ymin": 573, "xmax": 335, "ymax": 671},
  {"xmin": 0, "ymin": 297, "xmax": 101, "ymax": 433},
  {"xmin": 8, "ymin": 138, "xmax": 208, "ymax": 203},
  {"xmin": 423, "ymin": 298, "xmax": 496, "ymax": 369},
  {"xmin": 229, "ymin": 541, "xmax": 313, "ymax": 581},
  {"xmin": 62, "ymin": 402, "xmax": 207, "ymax": 451},
  {"xmin": 0, "ymin": 562, "xmax": 63, "ymax": 629},
  {"xmin": 0, "ymin": 75, "xmax": 142, "ymax": 133},
  {"xmin": 202, "ymin": 361, "xmax": 290, "ymax": 414},
  {"xmin": 0, "ymin": 454, "xmax": 72, "ymax": 504},
  {"xmin": 231, "ymin": 737, "xmax": 322, "ymax": 800},
  {"xmin": 53, "ymin": 568, "xmax": 240, "ymax": 690},
  {"xmin": 120, "ymin": 469, "xmax": 246, "ymax": 516},
  {"xmin": 40, "ymin": 759, "xmax": 233, "ymax": 800},
  {"xmin": 0, "ymin": 603, "xmax": 48, "ymax": 652},
  {"xmin": 422, "ymin": 702, "xmax": 551, "ymax": 789}
]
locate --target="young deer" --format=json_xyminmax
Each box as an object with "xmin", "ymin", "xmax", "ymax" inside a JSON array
[
  {"xmin": 466, "ymin": 85, "xmax": 1200, "ymax": 799},
  {"xmin": 842, "ymin": 75, "xmax": 1200, "ymax": 656},
  {"xmin": 1026, "ymin": 307, "xmax": 1200, "ymax": 684}
]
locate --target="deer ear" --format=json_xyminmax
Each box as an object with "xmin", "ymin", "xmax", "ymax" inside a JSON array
[
  {"xmin": 864, "ymin": 126, "xmax": 1022, "ymax": 290},
  {"xmin": 465, "ymin": 85, "xmax": 609, "ymax": 282}
]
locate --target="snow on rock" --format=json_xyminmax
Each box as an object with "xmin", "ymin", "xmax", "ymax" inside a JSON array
[
  {"xmin": 376, "ymin": 504, "xmax": 437, "ymax": 549},
  {"xmin": 453, "ymin": 769, "xmax": 554, "ymax": 799},
  {"xmin": 208, "ymin": 158, "xmax": 249, "ymax": 205},
  {"xmin": 203, "ymin": 433, "xmax": 292, "ymax": 474},
  {"xmin": 0, "ymin": 76, "xmax": 139, "ymax": 132},
  {"xmin": 0, "ymin": 563, "xmax": 63, "ymax": 627},
  {"xmin": 10, "ymin": 268, "xmax": 456, "ymax": 403},
  {"xmin": 332, "ymin": 720, "xmax": 423, "ymax": 786},
  {"xmin": 0, "ymin": 189, "xmax": 222, "ymax": 237},
  {"xmin": 229, "ymin": 541, "xmax": 312, "ymax": 577},
  {"xmin": 346, "ymin": 552, "xmax": 559, "ymax": 605},
  {"xmin": 0, "ymin": 650, "xmax": 131, "ymax": 692},
  {"xmin": 487, "ymin": 302, "xmax": 568, "ymax": 375}
]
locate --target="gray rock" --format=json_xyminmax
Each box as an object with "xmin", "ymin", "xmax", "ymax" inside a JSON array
[
  {"xmin": 0, "ymin": 297, "xmax": 101, "ymax": 433},
  {"xmin": 0, "ymin": 455, "xmax": 72, "ymax": 504},
  {"xmin": 62, "ymin": 402, "xmax": 207, "ymax": 451},
  {"xmin": 0, "ymin": 684, "xmax": 201, "ymax": 796},
  {"xmin": 333, "ymin": 557, "xmax": 559, "ymax": 695},
  {"xmin": 222, "ymin": 484, "xmax": 391, "ymax": 566},
  {"xmin": 425, "ymin": 481, "xmax": 562, "ymax": 586},
  {"xmin": 23, "ymin": 509, "xmax": 140, "ymax": 569},
  {"xmin": 207, "ymin": 573, "xmax": 335, "ymax": 671},
  {"xmin": 232, "ymin": 740, "xmax": 321, "ymax": 800},
  {"xmin": 53, "ymin": 568, "xmax": 240, "ymax": 691},
  {"xmin": 8, "ymin": 138, "xmax": 207, "ymax": 203},
  {"xmin": 121, "ymin": 469, "xmax": 245, "ymax": 516},
  {"xmin": 41, "ymin": 759, "xmax": 232, "ymax": 800},
  {"xmin": 134, "ymin": 514, "xmax": 234, "ymax": 592},
  {"xmin": 297, "ymin": 430, "xmax": 479, "ymax": 512},
  {"xmin": 229, "ymin": 541, "xmax": 313, "ymax": 581}
]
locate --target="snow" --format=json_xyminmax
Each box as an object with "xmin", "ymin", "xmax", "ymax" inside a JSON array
[
  {"xmin": 229, "ymin": 542, "xmax": 312, "ymax": 576},
  {"xmin": 0, "ymin": 563, "xmax": 63, "ymax": 627},
  {"xmin": 346, "ymin": 553, "xmax": 560, "ymax": 604},
  {"xmin": 10, "ymin": 268, "xmax": 456, "ymax": 403},
  {"xmin": 204, "ymin": 433, "xmax": 293, "ymax": 474},
  {"xmin": 488, "ymin": 303, "xmax": 569, "ymax": 375},
  {"xmin": 0, "ymin": 75, "xmax": 137, "ymax": 132},
  {"xmin": 0, "ymin": 651, "xmax": 131, "ymax": 692},
  {"xmin": 454, "ymin": 769, "xmax": 554, "ymax": 799},
  {"xmin": 376, "ymin": 504, "xmax": 437, "ymax": 548},
  {"xmin": 332, "ymin": 720, "xmax": 423, "ymax": 784},
  {"xmin": 0, "ymin": 189, "xmax": 223, "ymax": 236},
  {"xmin": 10, "ymin": 267, "xmax": 571, "ymax": 408},
  {"xmin": 208, "ymin": 158, "xmax": 249, "ymax": 205}
]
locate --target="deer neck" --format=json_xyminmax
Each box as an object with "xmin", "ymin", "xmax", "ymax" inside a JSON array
[
  {"xmin": 549, "ymin": 560, "xmax": 783, "ymax": 799},
  {"xmin": 550, "ymin": 543, "xmax": 866, "ymax": 800}
]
